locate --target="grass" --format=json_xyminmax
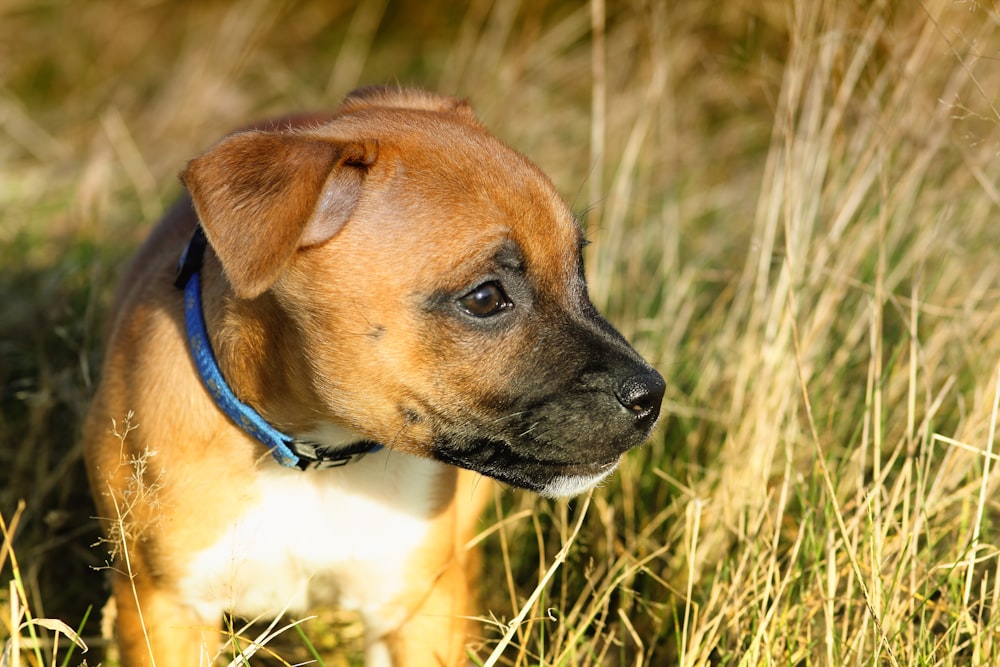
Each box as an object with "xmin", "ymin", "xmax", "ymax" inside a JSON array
[{"xmin": 2, "ymin": 0, "xmax": 1000, "ymax": 664}]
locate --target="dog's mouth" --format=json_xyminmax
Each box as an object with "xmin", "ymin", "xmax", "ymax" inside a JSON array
[{"xmin": 430, "ymin": 436, "xmax": 623, "ymax": 498}]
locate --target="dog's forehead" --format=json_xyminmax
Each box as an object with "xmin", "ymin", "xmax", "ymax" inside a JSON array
[
  {"xmin": 335, "ymin": 110, "xmax": 582, "ymax": 287},
  {"xmin": 410, "ymin": 154, "xmax": 580, "ymax": 290}
]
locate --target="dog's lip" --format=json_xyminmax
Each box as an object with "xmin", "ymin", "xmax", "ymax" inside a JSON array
[
  {"xmin": 502, "ymin": 447, "xmax": 623, "ymax": 474},
  {"xmin": 522, "ymin": 454, "xmax": 622, "ymax": 479},
  {"xmin": 435, "ymin": 440, "xmax": 624, "ymax": 489},
  {"xmin": 563, "ymin": 456, "xmax": 621, "ymax": 475}
]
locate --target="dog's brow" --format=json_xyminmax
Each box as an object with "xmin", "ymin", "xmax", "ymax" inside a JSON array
[{"xmin": 494, "ymin": 239, "xmax": 526, "ymax": 272}]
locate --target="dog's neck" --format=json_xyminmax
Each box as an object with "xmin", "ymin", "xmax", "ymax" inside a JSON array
[{"xmin": 174, "ymin": 225, "xmax": 382, "ymax": 471}]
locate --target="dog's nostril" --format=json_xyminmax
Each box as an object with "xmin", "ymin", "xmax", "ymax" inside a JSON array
[{"xmin": 617, "ymin": 370, "xmax": 666, "ymax": 426}]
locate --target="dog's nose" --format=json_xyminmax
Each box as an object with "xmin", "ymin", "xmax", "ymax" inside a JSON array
[{"xmin": 616, "ymin": 369, "xmax": 665, "ymax": 429}]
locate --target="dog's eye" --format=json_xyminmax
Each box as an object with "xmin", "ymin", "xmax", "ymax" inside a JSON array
[{"xmin": 458, "ymin": 282, "xmax": 512, "ymax": 318}]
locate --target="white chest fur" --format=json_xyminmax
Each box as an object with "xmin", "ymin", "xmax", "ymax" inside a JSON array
[{"xmin": 177, "ymin": 450, "xmax": 444, "ymax": 635}]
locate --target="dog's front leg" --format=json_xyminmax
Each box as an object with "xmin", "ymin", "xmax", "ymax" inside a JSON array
[
  {"xmin": 111, "ymin": 571, "xmax": 219, "ymax": 667},
  {"xmin": 366, "ymin": 554, "xmax": 472, "ymax": 667}
]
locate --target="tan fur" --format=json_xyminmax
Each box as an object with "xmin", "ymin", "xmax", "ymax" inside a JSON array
[{"xmin": 84, "ymin": 86, "xmax": 661, "ymax": 666}]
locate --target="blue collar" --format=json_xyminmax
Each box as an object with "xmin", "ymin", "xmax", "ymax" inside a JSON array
[{"xmin": 174, "ymin": 226, "xmax": 382, "ymax": 470}]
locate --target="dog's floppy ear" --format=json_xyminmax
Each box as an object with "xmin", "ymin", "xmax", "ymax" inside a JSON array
[
  {"xmin": 340, "ymin": 85, "xmax": 479, "ymax": 122},
  {"xmin": 181, "ymin": 131, "xmax": 377, "ymax": 299}
]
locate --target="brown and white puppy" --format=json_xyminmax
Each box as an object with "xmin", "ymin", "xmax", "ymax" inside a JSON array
[{"xmin": 83, "ymin": 86, "xmax": 664, "ymax": 667}]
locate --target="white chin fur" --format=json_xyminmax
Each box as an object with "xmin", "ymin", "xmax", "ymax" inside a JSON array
[{"xmin": 537, "ymin": 464, "xmax": 619, "ymax": 498}]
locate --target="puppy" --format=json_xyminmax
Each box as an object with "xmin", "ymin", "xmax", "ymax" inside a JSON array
[{"xmin": 83, "ymin": 86, "xmax": 664, "ymax": 666}]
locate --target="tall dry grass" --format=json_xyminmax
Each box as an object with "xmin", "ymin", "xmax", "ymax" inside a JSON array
[{"xmin": 2, "ymin": 0, "xmax": 1000, "ymax": 665}]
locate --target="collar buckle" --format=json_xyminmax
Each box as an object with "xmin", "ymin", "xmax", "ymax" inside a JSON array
[{"xmin": 288, "ymin": 439, "xmax": 374, "ymax": 471}]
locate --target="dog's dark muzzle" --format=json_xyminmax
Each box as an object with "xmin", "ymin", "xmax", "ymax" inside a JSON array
[{"xmin": 429, "ymin": 311, "xmax": 666, "ymax": 494}]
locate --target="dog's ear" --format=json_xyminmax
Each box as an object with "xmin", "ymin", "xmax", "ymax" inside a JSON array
[
  {"xmin": 340, "ymin": 85, "xmax": 478, "ymax": 123},
  {"xmin": 181, "ymin": 131, "xmax": 377, "ymax": 299}
]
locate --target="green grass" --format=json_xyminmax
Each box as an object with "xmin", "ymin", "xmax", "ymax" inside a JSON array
[{"xmin": 3, "ymin": 0, "xmax": 1000, "ymax": 664}]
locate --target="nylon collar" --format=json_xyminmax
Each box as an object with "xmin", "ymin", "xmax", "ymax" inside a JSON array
[{"xmin": 174, "ymin": 226, "xmax": 381, "ymax": 470}]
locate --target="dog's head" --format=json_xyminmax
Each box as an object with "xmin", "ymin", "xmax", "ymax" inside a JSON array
[{"xmin": 181, "ymin": 86, "xmax": 664, "ymax": 497}]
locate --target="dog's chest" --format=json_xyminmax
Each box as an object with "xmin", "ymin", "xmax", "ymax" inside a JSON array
[{"xmin": 177, "ymin": 452, "xmax": 444, "ymax": 625}]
